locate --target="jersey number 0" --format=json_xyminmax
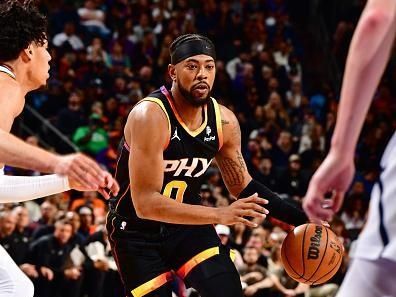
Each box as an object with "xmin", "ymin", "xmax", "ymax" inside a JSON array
[{"xmin": 162, "ymin": 180, "xmax": 187, "ymax": 203}]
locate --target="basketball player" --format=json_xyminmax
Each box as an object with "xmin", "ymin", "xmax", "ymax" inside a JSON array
[
  {"xmin": 0, "ymin": 1, "xmax": 119, "ymax": 296},
  {"xmin": 107, "ymin": 34, "xmax": 308, "ymax": 297},
  {"xmin": 303, "ymin": 0, "xmax": 396, "ymax": 296}
]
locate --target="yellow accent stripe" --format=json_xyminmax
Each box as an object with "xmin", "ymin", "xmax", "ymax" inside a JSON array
[
  {"xmin": 230, "ymin": 249, "xmax": 236, "ymax": 262},
  {"xmin": 131, "ymin": 271, "xmax": 173, "ymax": 297},
  {"xmin": 211, "ymin": 98, "xmax": 223, "ymax": 150},
  {"xmin": 176, "ymin": 246, "xmax": 236, "ymax": 279},
  {"xmin": 162, "ymin": 87, "xmax": 208, "ymax": 137},
  {"xmin": 141, "ymin": 97, "xmax": 171, "ymax": 149},
  {"xmin": 177, "ymin": 247, "xmax": 219, "ymax": 279}
]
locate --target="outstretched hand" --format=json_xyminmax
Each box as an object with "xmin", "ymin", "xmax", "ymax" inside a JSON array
[
  {"xmin": 56, "ymin": 153, "xmax": 119, "ymax": 199},
  {"xmin": 217, "ymin": 193, "xmax": 269, "ymax": 228},
  {"xmin": 303, "ymin": 151, "xmax": 355, "ymax": 223}
]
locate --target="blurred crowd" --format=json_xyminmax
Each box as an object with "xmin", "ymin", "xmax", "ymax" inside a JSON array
[{"xmin": 2, "ymin": 0, "xmax": 396, "ymax": 296}]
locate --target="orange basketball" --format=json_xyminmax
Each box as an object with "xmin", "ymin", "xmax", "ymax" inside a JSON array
[{"xmin": 280, "ymin": 223, "xmax": 343, "ymax": 285}]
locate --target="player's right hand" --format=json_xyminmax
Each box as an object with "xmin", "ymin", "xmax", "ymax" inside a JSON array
[
  {"xmin": 303, "ymin": 150, "xmax": 355, "ymax": 223},
  {"xmin": 216, "ymin": 193, "xmax": 269, "ymax": 227}
]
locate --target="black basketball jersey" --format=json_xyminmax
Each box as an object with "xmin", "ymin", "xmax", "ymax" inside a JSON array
[{"xmin": 109, "ymin": 85, "xmax": 223, "ymax": 232}]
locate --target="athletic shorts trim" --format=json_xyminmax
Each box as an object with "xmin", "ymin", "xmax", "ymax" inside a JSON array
[
  {"xmin": 176, "ymin": 246, "xmax": 236, "ymax": 279},
  {"xmin": 131, "ymin": 271, "xmax": 173, "ymax": 297}
]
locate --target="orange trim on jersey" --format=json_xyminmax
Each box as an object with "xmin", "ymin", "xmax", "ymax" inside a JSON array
[
  {"xmin": 160, "ymin": 86, "xmax": 208, "ymax": 137},
  {"xmin": 123, "ymin": 141, "xmax": 130, "ymax": 152},
  {"xmin": 109, "ymin": 217, "xmax": 124, "ymax": 287},
  {"xmin": 211, "ymin": 98, "xmax": 223, "ymax": 150},
  {"xmin": 115, "ymin": 185, "xmax": 130, "ymax": 212},
  {"xmin": 131, "ymin": 271, "xmax": 173, "ymax": 297},
  {"xmin": 176, "ymin": 247, "xmax": 219, "ymax": 279},
  {"xmin": 132, "ymin": 97, "xmax": 171, "ymax": 150}
]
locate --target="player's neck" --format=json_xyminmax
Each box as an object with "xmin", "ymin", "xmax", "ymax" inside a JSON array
[
  {"xmin": 170, "ymin": 86, "xmax": 205, "ymax": 130},
  {"xmin": 1, "ymin": 61, "xmax": 35, "ymax": 94}
]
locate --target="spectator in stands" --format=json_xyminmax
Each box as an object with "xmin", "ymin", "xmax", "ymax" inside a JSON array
[
  {"xmin": 76, "ymin": 206, "xmax": 96, "ymax": 240},
  {"xmin": 30, "ymin": 199, "xmax": 59, "ymax": 240},
  {"xmin": 240, "ymin": 246, "xmax": 272, "ymax": 297},
  {"xmin": 276, "ymin": 154, "xmax": 309, "ymax": 202},
  {"xmin": 72, "ymin": 114, "xmax": 109, "ymax": 163},
  {"xmin": 70, "ymin": 191, "xmax": 106, "ymax": 222},
  {"xmin": 215, "ymin": 224, "xmax": 244, "ymax": 270},
  {"xmin": 272, "ymin": 130, "xmax": 295, "ymax": 169},
  {"xmin": 56, "ymin": 90, "xmax": 87, "ymax": 139},
  {"xmin": 29, "ymin": 218, "xmax": 83, "ymax": 297},
  {"xmin": 0, "ymin": 210, "xmax": 17, "ymax": 258},
  {"xmin": 78, "ymin": 0, "xmax": 110, "ymax": 39},
  {"xmin": 53, "ymin": 22, "xmax": 84, "ymax": 51},
  {"xmin": 86, "ymin": 37, "xmax": 109, "ymax": 65}
]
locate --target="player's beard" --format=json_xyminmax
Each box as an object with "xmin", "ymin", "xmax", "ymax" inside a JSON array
[{"xmin": 178, "ymin": 79, "xmax": 211, "ymax": 107}]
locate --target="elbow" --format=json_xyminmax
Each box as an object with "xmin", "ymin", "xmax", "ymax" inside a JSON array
[
  {"xmin": 363, "ymin": 9, "xmax": 394, "ymax": 31},
  {"xmin": 135, "ymin": 203, "xmax": 151, "ymax": 220},
  {"xmin": 134, "ymin": 197, "xmax": 155, "ymax": 220}
]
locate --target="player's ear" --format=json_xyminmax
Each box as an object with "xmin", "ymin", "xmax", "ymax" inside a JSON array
[
  {"xmin": 168, "ymin": 64, "xmax": 176, "ymax": 82},
  {"xmin": 21, "ymin": 45, "xmax": 33, "ymax": 62}
]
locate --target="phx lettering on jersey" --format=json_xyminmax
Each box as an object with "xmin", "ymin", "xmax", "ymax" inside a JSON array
[
  {"xmin": 164, "ymin": 158, "xmax": 212, "ymax": 177},
  {"xmin": 308, "ymin": 225, "xmax": 323, "ymax": 260}
]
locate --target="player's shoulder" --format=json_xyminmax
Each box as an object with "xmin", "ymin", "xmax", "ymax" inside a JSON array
[
  {"xmin": 125, "ymin": 97, "xmax": 170, "ymax": 138},
  {"xmin": 0, "ymin": 78, "xmax": 24, "ymax": 115},
  {"xmin": 127, "ymin": 98, "xmax": 168, "ymax": 124},
  {"xmin": 217, "ymin": 103, "xmax": 239, "ymax": 126},
  {"xmin": 216, "ymin": 103, "xmax": 241, "ymax": 147},
  {"xmin": 0, "ymin": 78, "xmax": 22, "ymax": 100}
]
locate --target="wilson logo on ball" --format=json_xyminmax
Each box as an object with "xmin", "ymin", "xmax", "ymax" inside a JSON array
[{"xmin": 307, "ymin": 225, "xmax": 322, "ymax": 260}]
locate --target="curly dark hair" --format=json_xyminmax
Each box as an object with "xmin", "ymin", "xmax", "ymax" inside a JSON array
[{"xmin": 0, "ymin": 0, "xmax": 47, "ymax": 62}]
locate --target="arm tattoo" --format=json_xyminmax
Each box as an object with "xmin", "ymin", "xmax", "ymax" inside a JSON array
[
  {"xmin": 219, "ymin": 150, "xmax": 247, "ymax": 187},
  {"xmin": 219, "ymin": 156, "xmax": 245, "ymax": 186},
  {"xmin": 219, "ymin": 111, "xmax": 247, "ymax": 187},
  {"xmin": 236, "ymin": 150, "xmax": 246, "ymax": 171}
]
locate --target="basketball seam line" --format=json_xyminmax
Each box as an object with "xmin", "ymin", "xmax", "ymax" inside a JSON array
[
  {"xmin": 312, "ymin": 243, "xmax": 343, "ymax": 285},
  {"xmin": 301, "ymin": 224, "xmax": 308, "ymax": 277},
  {"xmin": 284, "ymin": 241, "xmax": 307, "ymax": 280}
]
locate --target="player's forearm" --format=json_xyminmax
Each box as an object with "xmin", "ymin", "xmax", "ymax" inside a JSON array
[
  {"xmin": 331, "ymin": 5, "xmax": 396, "ymax": 156},
  {"xmin": 135, "ymin": 192, "xmax": 220, "ymax": 225},
  {"xmin": 0, "ymin": 174, "xmax": 70, "ymax": 203},
  {"xmin": 239, "ymin": 180, "xmax": 307, "ymax": 226},
  {"xmin": 0, "ymin": 130, "xmax": 58, "ymax": 172}
]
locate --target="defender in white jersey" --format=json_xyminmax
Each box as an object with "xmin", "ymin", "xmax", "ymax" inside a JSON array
[
  {"xmin": 303, "ymin": 0, "xmax": 396, "ymax": 296},
  {"xmin": 0, "ymin": 1, "xmax": 119, "ymax": 296}
]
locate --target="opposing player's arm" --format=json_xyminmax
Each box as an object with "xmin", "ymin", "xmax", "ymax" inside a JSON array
[
  {"xmin": 216, "ymin": 105, "xmax": 307, "ymax": 226},
  {"xmin": 0, "ymin": 83, "xmax": 117, "ymax": 196},
  {"xmin": 331, "ymin": 0, "xmax": 396, "ymax": 155},
  {"xmin": 0, "ymin": 84, "xmax": 61, "ymax": 172},
  {"xmin": 303, "ymin": 0, "xmax": 396, "ymax": 221},
  {"xmin": 127, "ymin": 101, "xmax": 266, "ymax": 227}
]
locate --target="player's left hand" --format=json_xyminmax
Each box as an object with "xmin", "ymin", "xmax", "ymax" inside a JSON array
[{"xmin": 69, "ymin": 171, "xmax": 119, "ymax": 199}]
